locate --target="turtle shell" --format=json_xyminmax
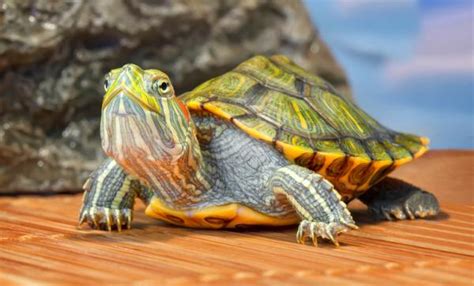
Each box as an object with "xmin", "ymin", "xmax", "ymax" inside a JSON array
[{"xmin": 180, "ymin": 55, "xmax": 429, "ymax": 200}]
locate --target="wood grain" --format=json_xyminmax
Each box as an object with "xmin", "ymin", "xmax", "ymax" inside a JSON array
[{"xmin": 0, "ymin": 150, "xmax": 473, "ymax": 285}]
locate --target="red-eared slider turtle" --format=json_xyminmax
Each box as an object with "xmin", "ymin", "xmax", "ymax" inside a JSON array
[{"xmin": 79, "ymin": 55, "xmax": 439, "ymax": 246}]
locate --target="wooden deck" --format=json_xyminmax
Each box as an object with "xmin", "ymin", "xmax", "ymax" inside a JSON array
[{"xmin": 0, "ymin": 150, "xmax": 473, "ymax": 285}]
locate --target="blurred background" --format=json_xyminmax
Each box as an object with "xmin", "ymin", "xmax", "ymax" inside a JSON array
[
  {"xmin": 305, "ymin": 0, "xmax": 473, "ymax": 149},
  {"xmin": 0, "ymin": 0, "xmax": 472, "ymax": 194}
]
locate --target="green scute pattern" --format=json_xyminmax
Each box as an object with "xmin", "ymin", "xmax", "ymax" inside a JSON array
[{"xmin": 181, "ymin": 55, "xmax": 426, "ymax": 162}]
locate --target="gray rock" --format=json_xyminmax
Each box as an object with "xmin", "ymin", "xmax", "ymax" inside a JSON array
[{"xmin": 0, "ymin": 0, "xmax": 350, "ymax": 194}]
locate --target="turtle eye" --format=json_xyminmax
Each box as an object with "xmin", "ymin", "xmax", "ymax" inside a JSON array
[
  {"xmin": 152, "ymin": 79, "xmax": 172, "ymax": 96},
  {"xmin": 103, "ymin": 75, "xmax": 111, "ymax": 91}
]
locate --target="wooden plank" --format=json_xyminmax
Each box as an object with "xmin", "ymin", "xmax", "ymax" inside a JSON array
[{"xmin": 0, "ymin": 150, "xmax": 473, "ymax": 285}]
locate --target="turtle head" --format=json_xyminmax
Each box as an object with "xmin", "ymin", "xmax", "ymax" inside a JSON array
[{"xmin": 100, "ymin": 64, "xmax": 196, "ymax": 180}]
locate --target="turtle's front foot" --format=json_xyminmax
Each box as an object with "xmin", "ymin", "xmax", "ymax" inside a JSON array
[
  {"xmin": 360, "ymin": 177, "xmax": 440, "ymax": 221},
  {"xmin": 297, "ymin": 220, "xmax": 358, "ymax": 246},
  {"xmin": 78, "ymin": 159, "xmax": 152, "ymax": 232},
  {"xmin": 79, "ymin": 206, "xmax": 132, "ymax": 232}
]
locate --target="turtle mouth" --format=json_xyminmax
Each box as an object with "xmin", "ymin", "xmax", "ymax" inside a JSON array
[
  {"xmin": 103, "ymin": 85, "xmax": 161, "ymax": 115},
  {"xmin": 103, "ymin": 92, "xmax": 146, "ymax": 118}
]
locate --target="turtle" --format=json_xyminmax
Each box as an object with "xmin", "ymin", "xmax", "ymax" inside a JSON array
[{"xmin": 79, "ymin": 55, "xmax": 440, "ymax": 246}]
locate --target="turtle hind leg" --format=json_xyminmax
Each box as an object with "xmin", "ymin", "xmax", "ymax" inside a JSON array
[
  {"xmin": 79, "ymin": 158, "xmax": 153, "ymax": 231},
  {"xmin": 268, "ymin": 165, "xmax": 357, "ymax": 246},
  {"xmin": 359, "ymin": 177, "xmax": 440, "ymax": 221}
]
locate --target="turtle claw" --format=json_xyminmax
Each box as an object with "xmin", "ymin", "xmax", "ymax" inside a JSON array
[
  {"xmin": 296, "ymin": 220, "xmax": 356, "ymax": 247},
  {"xmin": 114, "ymin": 209, "xmax": 122, "ymax": 232},
  {"xmin": 404, "ymin": 204, "xmax": 415, "ymax": 220},
  {"xmin": 309, "ymin": 223, "xmax": 318, "ymax": 246},
  {"xmin": 344, "ymin": 222, "xmax": 359, "ymax": 230},
  {"xmin": 125, "ymin": 209, "xmax": 133, "ymax": 230},
  {"xmin": 104, "ymin": 208, "xmax": 113, "ymax": 231},
  {"xmin": 89, "ymin": 207, "xmax": 100, "ymax": 228},
  {"xmin": 296, "ymin": 220, "xmax": 308, "ymax": 244},
  {"xmin": 78, "ymin": 211, "xmax": 87, "ymax": 226},
  {"xmin": 79, "ymin": 206, "xmax": 133, "ymax": 231},
  {"xmin": 82, "ymin": 178, "xmax": 92, "ymax": 191},
  {"xmin": 326, "ymin": 229, "xmax": 338, "ymax": 246},
  {"xmin": 363, "ymin": 178, "xmax": 440, "ymax": 221},
  {"xmin": 369, "ymin": 190, "xmax": 440, "ymax": 221}
]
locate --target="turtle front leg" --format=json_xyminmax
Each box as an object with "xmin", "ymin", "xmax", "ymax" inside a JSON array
[
  {"xmin": 359, "ymin": 177, "xmax": 440, "ymax": 221},
  {"xmin": 268, "ymin": 165, "xmax": 357, "ymax": 246},
  {"xmin": 79, "ymin": 158, "xmax": 153, "ymax": 231}
]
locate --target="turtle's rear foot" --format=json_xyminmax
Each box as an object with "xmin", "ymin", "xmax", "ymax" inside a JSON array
[{"xmin": 360, "ymin": 177, "xmax": 440, "ymax": 221}]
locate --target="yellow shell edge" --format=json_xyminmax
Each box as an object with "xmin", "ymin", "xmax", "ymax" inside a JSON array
[{"xmin": 145, "ymin": 197, "xmax": 299, "ymax": 229}]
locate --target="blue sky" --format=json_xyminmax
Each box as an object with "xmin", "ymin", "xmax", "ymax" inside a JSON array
[{"xmin": 304, "ymin": 0, "xmax": 473, "ymax": 149}]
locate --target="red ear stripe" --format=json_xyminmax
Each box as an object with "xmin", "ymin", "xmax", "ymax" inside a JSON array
[{"xmin": 176, "ymin": 99, "xmax": 191, "ymax": 123}]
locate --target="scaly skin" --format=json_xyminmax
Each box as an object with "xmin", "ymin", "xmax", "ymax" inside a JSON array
[
  {"xmin": 79, "ymin": 60, "xmax": 439, "ymax": 246},
  {"xmin": 80, "ymin": 64, "xmax": 357, "ymax": 245}
]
